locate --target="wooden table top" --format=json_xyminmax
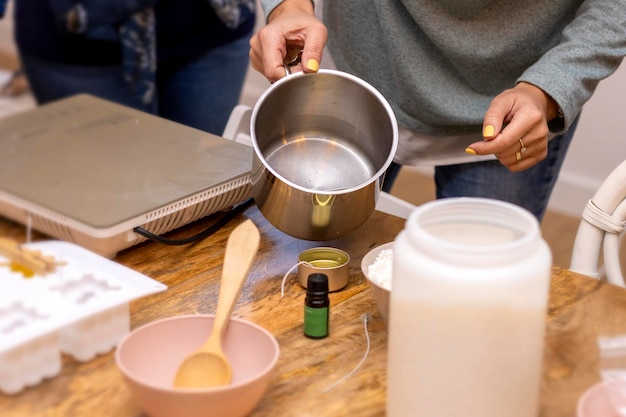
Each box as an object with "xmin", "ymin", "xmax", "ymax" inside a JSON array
[{"xmin": 0, "ymin": 204, "xmax": 624, "ymax": 417}]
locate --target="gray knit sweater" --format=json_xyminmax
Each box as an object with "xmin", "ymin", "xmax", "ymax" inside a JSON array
[{"xmin": 261, "ymin": 0, "xmax": 625, "ymax": 137}]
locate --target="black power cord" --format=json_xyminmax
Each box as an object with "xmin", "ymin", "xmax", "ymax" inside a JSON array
[{"xmin": 133, "ymin": 198, "xmax": 254, "ymax": 246}]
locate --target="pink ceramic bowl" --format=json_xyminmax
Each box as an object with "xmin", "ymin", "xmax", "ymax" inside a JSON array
[
  {"xmin": 115, "ymin": 315, "xmax": 280, "ymax": 417},
  {"xmin": 360, "ymin": 242, "xmax": 393, "ymax": 325},
  {"xmin": 577, "ymin": 379, "xmax": 626, "ymax": 417}
]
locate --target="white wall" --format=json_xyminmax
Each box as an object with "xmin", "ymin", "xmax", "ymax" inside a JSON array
[{"xmin": 549, "ymin": 61, "xmax": 626, "ymax": 216}]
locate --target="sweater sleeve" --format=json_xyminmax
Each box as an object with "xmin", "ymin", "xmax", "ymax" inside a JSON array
[
  {"xmin": 260, "ymin": 0, "xmax": 314, "ymax": 21},
  {"xmin": 517, "ymin": 0, "xmax": 626, "ymax": 133},
  {"xmin": 260, "ymin": 0, "xmax": 285, "ymax": 20}
]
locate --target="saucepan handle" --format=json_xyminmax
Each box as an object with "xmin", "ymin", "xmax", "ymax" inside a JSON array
[{"xmin": 284, "ymin": 50, "xmax": 303, "ymax": 76}]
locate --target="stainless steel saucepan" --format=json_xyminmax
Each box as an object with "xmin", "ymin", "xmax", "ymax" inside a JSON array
[{"xmin": 250, "ymin": 69, "xmax": 398, "ymax": 240}]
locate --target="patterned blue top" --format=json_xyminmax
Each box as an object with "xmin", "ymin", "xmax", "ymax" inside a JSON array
[{"xmin": 15, "ymin": 0, "xmax": 256, "ymax": 66}]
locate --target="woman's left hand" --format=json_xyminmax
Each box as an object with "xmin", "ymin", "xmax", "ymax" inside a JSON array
[{"xmin": 466, "ymin": 82, "xmax": 559, "ymax": 172}]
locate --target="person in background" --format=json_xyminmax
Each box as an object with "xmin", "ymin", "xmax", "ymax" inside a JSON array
[
  {"xmin": 250, "ymin": 0, "xmax": 626, "ymax": 221},
  {"xmin": 14, "ymin": 0, "xmax": 256, "ymax": 135}
]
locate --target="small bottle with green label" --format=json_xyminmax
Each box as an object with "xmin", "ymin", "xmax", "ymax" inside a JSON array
[{"xmin": 304, "ymin": 273, "xmax": 329, "ymax": 339}]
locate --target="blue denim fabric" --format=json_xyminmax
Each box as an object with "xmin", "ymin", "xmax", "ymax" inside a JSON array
[
  {"xmin": 156, "ymin": 34, "xmax": 252, "ymax": 135},
  {"xmin": 382, "ymin": 161, "xmax": 402, "ymax": 193},
  {"xmin": 20, "ymin": 33, "xmax": 252, "ymax": 136},
  {"xmin": 433, "ymin": 116, "xmax": 579, "ymax": 221}
]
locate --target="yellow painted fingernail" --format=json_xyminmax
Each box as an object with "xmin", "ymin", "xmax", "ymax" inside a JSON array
[
  {"xmin": 306, "ymin": 59, "xmax": 319, "ymax": 72},
  {"xmin": 483, "ymin": 124, "xmax": 495, "ymax": 137},
  {"xmin": 465, "ymin": 147, "xmax": 476, "ymax": 155}
]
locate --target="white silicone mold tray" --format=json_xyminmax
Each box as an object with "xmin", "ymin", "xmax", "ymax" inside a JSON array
[{"xmin": 0, "ymin": 240, "xmax": 167, "ymax": 394}]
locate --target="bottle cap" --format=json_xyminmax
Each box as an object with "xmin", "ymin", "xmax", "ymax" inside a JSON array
[{"xmin": 306, "ymin": 273, "xmax": 329, "ymax": 295}]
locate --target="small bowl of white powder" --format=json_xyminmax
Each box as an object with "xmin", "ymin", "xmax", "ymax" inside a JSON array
[{"xmin": 360, "ymin": 242, "xmax": 393, "ymax": 325}]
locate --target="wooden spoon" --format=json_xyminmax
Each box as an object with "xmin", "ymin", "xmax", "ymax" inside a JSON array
[{"xmin": 173, "ymin": 219, "xmax": 261, "ymax": 388}]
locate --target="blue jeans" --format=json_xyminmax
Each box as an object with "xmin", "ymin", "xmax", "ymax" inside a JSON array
[
  {"xmin": 20, "ymin": 34, "xmax": 251, "ymax": 136},
  {"xmin": 384, "ymin": 116, "xmax": 578, "ymax": 221}
]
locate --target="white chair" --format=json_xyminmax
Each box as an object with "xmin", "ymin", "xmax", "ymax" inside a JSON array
[
  {"xmin": 221, "ymin": 104, "xmax": 254, "ymax": 146},
  {"xmin": 570, "ymin": 160, "xmax": 626, "ymax": 287}
]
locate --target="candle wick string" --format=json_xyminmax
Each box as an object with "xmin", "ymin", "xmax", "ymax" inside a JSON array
[
  {"xmin": 322, "ymin": 313, "xmax": 371, "ymax": 393},
  {"xmin": 280, "ymin": 261, "xmax": 313, "ymax": 298}
]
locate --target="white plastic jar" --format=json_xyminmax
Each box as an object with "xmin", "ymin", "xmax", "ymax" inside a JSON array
[{"xmin": 387, "ymin": 197, "xmax": 552, "ymax": 417}]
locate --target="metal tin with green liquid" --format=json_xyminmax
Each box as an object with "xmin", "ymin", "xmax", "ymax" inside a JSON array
[{"xmin": 297, "ymin": 247, "xmax": 350, "ymax": 292}]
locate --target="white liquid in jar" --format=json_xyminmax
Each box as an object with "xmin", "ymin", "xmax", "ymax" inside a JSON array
[{"xmin": 388, "ymin": 299, "xmax": 545, "ymax": 417}]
